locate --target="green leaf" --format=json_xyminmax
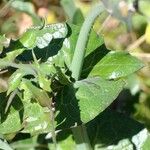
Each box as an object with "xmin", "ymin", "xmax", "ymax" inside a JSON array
[
  {"xmin": 19, "ymin": 23, "xmax": 68, "ymax": 49},
  {"xmin": 21, "ymin": 79, "xmax": 51, "ymax": 107},
  {"xmin": 54, "ymin": 110, "xmax": 149, "ymax": 150},
  {"xmin": 55, "ymin": 84, "xmax": 81, "ymax": 129},
  {"xmin": 143, "ymin": 136, "xmax": 150, "ymax": 150},
  {"xmin": 10, "ymin": 136, "xmax": 39, "ymax": 150},
  {"xmin": 72, "ymin": 9, "xmax": 84, "ymax": 25},
  {"xmin": 19, "ymin": 30, "xmax": 37, "ymax": 49},
  {"xmin": 86, "ymin": 110, "xmax": 148, "ymax": 150},
  {"xmin": 0, "ymin": 38, "xmax": 26, "ymax": 62},
  {"xmin": 21, "ymin": 104, "xmax": 51, "ymax": 135},
  {"xmin": 0, "ymin": 92, "xmax": 51, "ymax": 135},
  {"xmin": 138, "ymin": 0, "xmax": 150, "ymax": 19},
  {"xmin": 32, "ymin": 51, "xmax": 52, "ymax": 92},
  {"xmin": 55, "ymin": 66, "xmax": 71, "ymax": 85},
  {"xmin": 1, "ymin": 48, "xmax": 25, "ymax": 62},
  {"xmin": 61, "ymin": 0, "xmax": 77, "ymax": 22},
  {"xmin": 1, "ymin": 24, "xmax": 68, "ymax": 64},
  {"xmin": 75, "ymin": 77, "xmax": 124, "ymax": 123},
  {"xmin": 7, "ymin": 70, "xmax": 25, "ymax": 95},
  {"xmin": 81, "ymin": 33, "xmax": 108, "ymax": 78},
  {"xmin": 10, "ymin": 130, "xmax": 76, "ymax": 150},
  {"xmin": 38, "ymin": 72, "xmax": 52, "ymax": 92},
  {"xmin": 54, "ymin": 110, "xmax": 148, "ymax": 150},
  {"xmin": 46, "ymin": 49, "xmax": 66, "ymax": 68},
  {"xmin": 61, "ymin": 24, "xmax": 105, "ymax": 68},
  {"xmin": 0, "ymin": 93, "xmax": 23, "ymax": 134},
  {"xmin": 60, "ymin": 24, "xmax": 80, "ymax": 67},
  {"xmin": 0, "ymin": 139, "xmax": 13, "ymax": 150},
  {"xmin": 56, "ymin": 77, "xmax": 124, "ymax": 128},
  {"xmin": 37, "ymin": 63, "xmax": 56, "ymax": 76},
  {"xmin": 85, "ymin": 30, "xmax": 104, "ymax": 56},
  {"xmin": 61, "ymin": 25, "xmax": 143, "ymax": 80},
  {"xmin": 88, "ymin": 51, "xmax": 144, "ymax": 79},
  {"xmin": 48, "ymin": 130, "xmax": 76, "ymax": 150}
]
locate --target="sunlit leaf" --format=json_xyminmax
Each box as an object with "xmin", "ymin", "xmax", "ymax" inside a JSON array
[
  {"xmin": 88, "ymin": 51, "xmax": 144, "ymax": 79},
  {"xmin": 75, "ymin": 77, "xmax": 124, "ymax": 123},
  {"xmin": 7, "ymin": 70, "xmax": 25, "ymax": 95},
  {"xmin": 0, "ymin": 139, "xmax": 13, "ymax": 150},
  {"xmin": 21, "ymin": 79, "xmax": 51, "ymax": 107},
  {"xmin": 56, "ymin": 77, "xmax": 124, "ymax": 128},
  {"xmin": 19, "ymin": 23, "xmax": 68, "ymax": 49},
  {"xmin": 0, "ymin": 92, "xmax": 51, "ymax": 135}
]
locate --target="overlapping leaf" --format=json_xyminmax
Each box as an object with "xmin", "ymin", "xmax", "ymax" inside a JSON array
[
  {"xmin": 19, "ymin": 23, "xmax": 68, "ymax": 49},
  {"xmin": 0, "ymin": 23, "xmax": 68, "ymax": 64},
  {"xmin": 56, "ymin": 77, "xmax": 124, "ymax": 128},
  {"xmin": 61, "ymin": 24, "xmax": 106, "ymax": 68},
  {"xmin": 88, "ymin": 51, "xmax": 144, "ymax": 79},
  {"xmin": 75, "ymin": 77, "xmax": 124, "ymax": 123},
  {"xmin": 0, "ymin": 139, "xmax": 13, "ymax": 150},
  {"xmin": 0, "ymin": 91, "xmax": 52, "ymax": 135},
  {"xmin": 87, "ymin": 110, "xmax": 149, "ymax": 150},
  {"xmin": 10, "ymin": 110, "xmax": 149, "ymax": 150}
]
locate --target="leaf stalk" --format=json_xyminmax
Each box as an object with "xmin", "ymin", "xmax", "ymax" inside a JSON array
[
  {"xmin": 70, "ymin": 2, "xmax": 105, "ymax": 150},
  {"xmin": 70, "ymin": 2, "xmax": 105, "ymax": 80}
]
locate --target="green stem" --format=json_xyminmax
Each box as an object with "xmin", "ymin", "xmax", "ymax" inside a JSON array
[
  {"xmin": 49, "ymin": 105, "xmax": 57, "ymax": 150},
  {"xmin": 72, "ymin": 125, "xmax": 92, "ymax": 150},
  {"xmin": 70, "ymin": 2, "xmax": 105, "ymax": 80},
  {"xmin": 70, "ymin": 2, "xmax": 105, "ymax": 150}
]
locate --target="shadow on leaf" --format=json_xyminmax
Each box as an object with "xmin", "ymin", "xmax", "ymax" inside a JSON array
[
  {"xmin": 55, "ymin": 84, "xmax": 82, "ymax": 130},
  {"xmin": 86, "ymin": 109, "xmax": 144, "ymax": 148},
  {"xmin": 81, "ymin": 44, "xmax": 109, "ymax": 79}
]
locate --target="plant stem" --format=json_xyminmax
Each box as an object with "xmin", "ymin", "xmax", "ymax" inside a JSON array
[
  {"xmin": 70, "ymin": 2, "xmax": 105, "ymax": 80},
  {"xmin": 72, "ymin": 125, "xmax": 92, "ymax": 150},
  {"xmin": 126, "ymin": 35, "xmax": 146, "ymax": 51},
  {"xmin": 70, "ymin": 2, "xmax": 105, "ymax": 150},
  {"xmin": 49, "ymin": 106, "xmax": 57, "ymax": 150}
]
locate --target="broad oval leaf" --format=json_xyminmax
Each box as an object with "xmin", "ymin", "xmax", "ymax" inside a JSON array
[
  {"xmin": 89, "ymin": 51, "xmax": 144, "ymax": 79},
  {"xmin": 75, "ymin": 77, "xmax": 124, "ymax": 123},
  {"xmin": 56, "ymin": 77, "xmax": 124, "ymax": 128}
]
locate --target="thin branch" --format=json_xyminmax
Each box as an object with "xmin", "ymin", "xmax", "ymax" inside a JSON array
[
  {"xmin": 131, "ymin": 52, "xmax": 150, "ymax": 62},
  {"xmin": 126, "ymin": 35, "xmax": 146, "ymax": 51},
  {"xmin": 48, "ymin": 100, "xmax": 57, "ymax": 150}
]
